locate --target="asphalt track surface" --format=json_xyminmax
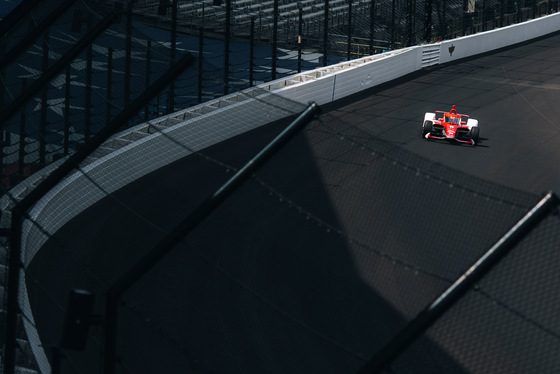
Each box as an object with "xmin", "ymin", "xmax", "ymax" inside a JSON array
[{"xmin": 27, "ymin": 32, "xmax": 560, "ymax": 374}]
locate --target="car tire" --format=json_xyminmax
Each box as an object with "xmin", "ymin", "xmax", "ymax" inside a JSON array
[
  {"xmin": 422, "ymin": 120, "xmax": 433, "ymax": 137},
  {"xmin": 471, "ymin": 126, "xmax": 479, "ymax": 144}
]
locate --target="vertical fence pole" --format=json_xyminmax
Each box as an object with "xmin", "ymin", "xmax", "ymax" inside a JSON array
[
  {"xmin": 0, "ymin": 42, "xmax": 4, "ymax": 108},
  {"xmin": 198, "ymin": 27, "xmax": 204, "ymax": 104},
  {"xmin": 441, "ymin": 0, "xmax": 447, "ymax": 39},
  {"xmin": 19, "ymin": 79, "xmax": 26, "ymax": 178},
  {"xmin": 357, "ymin": 192, "xmax": 559, "ymax": 374},
  {"xmin": 169, "ymin": 0, "xmax": 177, "ymax": 113},
  {"xmin": 104, "ymin": 101, "xmax": 319, "ymax": 374},
  {"xmin": 145, "ymin": 42, "xmax": 151, "ymax": 120},
  {"xmin": 85, "ymin": 44, "xmax": 93, "ymax": 140},
  {"xmin": 106, "ymin": 48, "xmax": 113, "ymax": 126},
  {"xmin": 272, "ymin": 0, "xmax": 278, "ymax": 80},
  {"xmin": 198, "ymin": 26, "xmax": 203, "ymax": 104},
  {"xmin": 347, "ymin": 0, "xmax": 352, "ymax": 60},
  {"xmin": 462, "ymin": 0, "xmax": 468, "ymax": 35},
  {"xmin": 323, "ymin": 0, "xmax": 329, "ymax": 66},
  {"xmin": 4, "ymin": 208, "xmax": 24, "ymax": 374},
  {"xmin": 369, "ymin": 0, "xmax": 375, "ymax": 54},
  {"xmin": 40, "ymin": 30, "xmax": 49, "ymax": 164},
  {"xmin": 500, "ymin": 0, "xmax": 505, "ymax": 27},
  {"xmin": 250, "ymin": 17, "xmax": 255, "ymax": 86},
  {"xmin": 298, "ymin": 6, "xmax": 303, "ymax": 73},
  {"xmin": 124, "ymin": 3, "xmax": 132, "ymax": 106},
  {"xmin": 407, "ymin": 0, "xmax": 413, "ymax": 46},
  {"xmin": 391, "ymin": 0, "xmax": 396, "ymax": 48},
  {"xmin": 225, "ymin": 0, "xmax": 231, "ymax": 94},
  {"xmin": 64, "ymin": 67, "xmax": 71, "ymax": 155},
  {"xmin": 425, "ymin": 0, "xmax": 432, "ymax": 42}
]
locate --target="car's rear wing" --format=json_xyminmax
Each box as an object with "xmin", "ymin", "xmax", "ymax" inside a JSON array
[{"xmin": 435, "ymin": 110, "xmax": 470, "ymax": 118}]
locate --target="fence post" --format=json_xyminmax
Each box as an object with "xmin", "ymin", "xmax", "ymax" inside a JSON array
[
  {"xmin": 85, "ymin": 44, "xmax": 93, "ymax": 140},
  {"xmin": 347, "ymin": 0, "xmax": 353, "ymax": 61},
  {"xmin": 250, "ymin": 17, "xmax": 255, "ymax": 86},
  {"xmin": 462, "ymin": 0, "xmax": 468, "ymax": 35},
  {"xmin": 105, "ymin": 48, "xmax": 113, "ymax": 125},
  {"xmin": 407, "ymin": 0, "xmax": 413, "ymax": 46},
  {"xmin": 145, "ymin": 42, "xmax": 151, "ymax": 120},
  {"xmin": 198, "ymin": 26, "xmax": 203, "ymax": 104},
  {"xmin": 425, "ymin": 0, "xmax": 432, "ymax": 42},
  {"xmin": 323, "ymin": 0, "xmax": 329, "ymax": 65},
  {"xmin": 440, "ymin": 0, "xmax": 448, "ymax": 39},
  {"xmin": 103, "ymin": 102, "xmax": 320, "ymax": 374},
  {"xmin": 357, "ymin": 191, "xmax": 559, "ymax": 373},
  {"xmin": 18, "ymin": 79, "xmax": 27, "ymax": 179},
  {"xmin": 225, "ymin": 0, "xmax": 231, "ymax": 94},
  {"xmin": 40, "ymin": 30, "xmax": 49, "ymax": 164},
  {"xmin": 168, "ymin": 0, "xmax": 177, "ymax": 112},
  {"xmin": 390, "ymin": 0, "xmax": 395, "ymax": 47},
  {"xmin": 298, "ymin": 6, "xmax": 303, "ymax": 72},
  {"xmin": 124, "ymin": 3, "xmax": 132, "ymax": 106},
  {"xmin": 64, "ymin": 67, "xmax": 71, "ymax": 155},
  {"xmin": 272, "ymin": 0, "xmax": 279, "ymax": 80},
  {"xmin": 369, "ymin": 0, "xmax": 375, "ymax": 54}
]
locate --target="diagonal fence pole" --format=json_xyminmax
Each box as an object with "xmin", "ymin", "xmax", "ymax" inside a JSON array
[
  {"xmin": 357, "ymin": 191, "xmax": 559, "ymax": 374},
  {"xmin": 0, "ymin": 7, "xmax": 123, "ymax": 128},
  {"xmin": 0, "ymin": 0, "xmax": 79, "ymax": 71},
  {"xmin": 104, "ymin": 101, "xmax": 321, "ymax": 374}
]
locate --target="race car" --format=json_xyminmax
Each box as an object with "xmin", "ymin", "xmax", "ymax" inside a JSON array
[{"xmin": 422, "ymin": 105, "xmax": 479, "ymax": 146}]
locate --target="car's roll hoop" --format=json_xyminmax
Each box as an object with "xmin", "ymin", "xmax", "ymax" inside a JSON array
[{"xmin": 422, "ymin": 105, "xmax": 479, "ymax": 146}]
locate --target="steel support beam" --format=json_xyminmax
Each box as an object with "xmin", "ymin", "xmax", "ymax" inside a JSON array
[
  {"xmin": 357, "ymin": 191, "xmax": 559, "ymax": 373},
  {"xmin": 104, "ymin": 102, "xmax": 320, "ymax": 373},
  {"xmin": 272, "ymin": 0, "xmax": 279, "ymax": 80}
]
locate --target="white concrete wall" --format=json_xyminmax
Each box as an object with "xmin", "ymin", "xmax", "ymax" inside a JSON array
[
  {"xmin": 22, "ymin": 93, "xmax": 305, "ymax": 265},
  {"xmin": 273, "ymin": 12, "xmax": 560, "ymax": 104},
  {"xmin": 439, "ymin": 12, "xmax": 560, "ymax": 64}
]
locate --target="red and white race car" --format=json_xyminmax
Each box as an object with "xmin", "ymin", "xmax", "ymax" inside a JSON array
[{"xmin": 422, "ymin": 105, "xmax": 479, "ymax": 146}]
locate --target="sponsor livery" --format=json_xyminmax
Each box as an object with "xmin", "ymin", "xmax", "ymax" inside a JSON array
[{"xmin": 422, "ymin": 105, "xmax": 479, "ymax": 146}]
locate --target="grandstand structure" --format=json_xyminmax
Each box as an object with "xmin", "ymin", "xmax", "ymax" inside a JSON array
[{"xmin": 133, "ymin": 0, "xmax": 379, "ymax": 48}]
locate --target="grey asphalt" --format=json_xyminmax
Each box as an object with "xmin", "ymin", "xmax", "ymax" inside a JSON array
[{"xmin": 27, "ymin": 32, "xmax": 560, "ymax": 373}]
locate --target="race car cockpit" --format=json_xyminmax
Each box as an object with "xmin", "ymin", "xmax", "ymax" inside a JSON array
[{"xmin": 444, "ymin": 115, "xmax": 461, "ymax": 124}]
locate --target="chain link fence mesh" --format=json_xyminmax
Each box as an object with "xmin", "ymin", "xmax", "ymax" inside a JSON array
[{"xmin": 2, "ymin": 1, "xmax": 560, "ymax": 373}]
